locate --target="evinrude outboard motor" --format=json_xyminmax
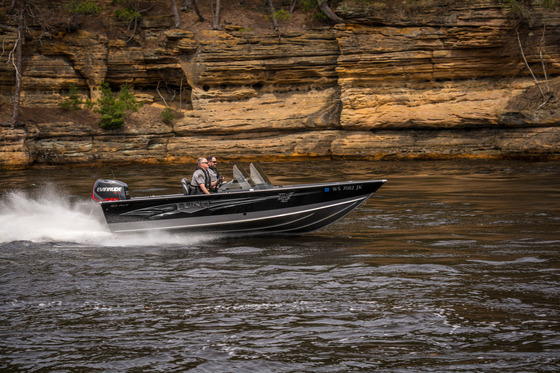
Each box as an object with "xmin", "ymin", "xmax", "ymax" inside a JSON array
[{"xmin": 92, "ymin": 179, "xmax": 130, "ymax": 202}]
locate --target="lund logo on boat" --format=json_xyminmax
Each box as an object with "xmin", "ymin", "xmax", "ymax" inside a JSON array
[
  {"xmin": 177, "ymin": 201, "xmax": 210, "ymax": 210},
  {"xmin": 278, "ymin": 192, "xmax": 294, "ymax": 203}
]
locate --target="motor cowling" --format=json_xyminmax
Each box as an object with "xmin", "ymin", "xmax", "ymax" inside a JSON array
[{"xmin": 92, "ymin": 179, "xmax": 130, "ymax": 202}]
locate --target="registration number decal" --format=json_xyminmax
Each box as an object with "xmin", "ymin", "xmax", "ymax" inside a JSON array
[{"xmin": 326, "ymin": 184, "xmax": 363, "ymax": 192}]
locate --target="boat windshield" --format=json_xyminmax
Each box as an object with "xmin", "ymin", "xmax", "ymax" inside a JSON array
[
  {"xmin": 232, "ymin": 164, "xmax": 254, "ymax": 190},
  {"xmin": 219, "ymin": 162, "xmax": 274, "ymax": 192},
  {"xmin": 250, "ymin": 162, "xmax": 272, "ymax": 187}
]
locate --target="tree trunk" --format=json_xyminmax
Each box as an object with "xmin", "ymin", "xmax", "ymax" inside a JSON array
[
  {"xmin": 267, "ymin": 0, "xmax": 279, "ymax": 32},
  {"xmin": 211, "ymin": 0, "xmax": 221, "ymax": 30},
  {"xmin": 290, "ymin": 0, "xmax": 297, "ymax": 14},
  {"xmin": 8, "ymin": 0, "xmax": 17, "ymax": 13},
  {"xmin": 181, "ymin": 0, "xmax": 193, "ymax": 10},
  {"xmin": 170, "ymin": 0, "xmax": 181, "ymax": 27},
  {"xmin": 318, "ymin": 0, "xmax": 344, "ymax": 24},
  {"xmin": 10, "ymin": 0, "xmax": 24, "ymax": 128},
  {"xmin": 191, "ymin": 0, "xmax": 205, "ymax": 22}
]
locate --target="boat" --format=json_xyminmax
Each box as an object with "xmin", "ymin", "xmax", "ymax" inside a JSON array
[{"xmin": 91, "ymin": 163, "xmax": 386, "ymax": 236}]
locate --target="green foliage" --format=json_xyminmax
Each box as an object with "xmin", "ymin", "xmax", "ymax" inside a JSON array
[
  {"xmin": 300, "ymin": 0, "xmax": 327, "ymax": 21},
  {"xmin": 95, "ymin": 82, "xmax": 140, "ymax": 130},
  {"xmin": 505, "ymin": 0, "xmax": 558, "ymax": 18},
  {"xmin": 112, "ymin": 0, "xmax": 140, "ymax": 21},
  {"xmin": 274, "ymin": 9, "xmax": 291, "ymax": 22},
  {"xmin": 301, "ymin": 0, "xmax": 319, "ymax": 12},
  {"xmin": 117, "ymin": 83, "xmax": 140, "ymax": 112},
  {"xmin": 507, "ymin": 0, "xmax": 525, "ymax": 17},
  {"xmin": 67, "ymin": 0, "xmax": 103, "ymax": 15},
  {"xmin": 95, "ymin": 82, "xmax": 122, "ymax": 130},
  {"xmin": 84, "ymin": 99, "xmax": 95, "ymax": 110},
  {"xmin": 162, "ymin": 107, "xmax": 175, "ymax": 125},
  {"xmin": 541, "ymin": 0, "xmax": 559, "ymax": 9},
  {"xmin": 114, "ymin": 6, "xmax": 140, "ymax": 22},
  {"xmin": 58, "ymin": 82, "xmax": 141, "ymax": 129},
  {"xmin": 59, "ymin": 84, "xmax": 83, "ymax": 111}
]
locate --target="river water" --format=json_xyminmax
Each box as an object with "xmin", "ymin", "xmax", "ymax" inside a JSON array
[{"xmin": 0, "ymin": 160, "xmax": 559, "ymax": 372}]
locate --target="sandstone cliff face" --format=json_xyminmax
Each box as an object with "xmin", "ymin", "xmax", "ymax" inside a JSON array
[{"xmin": 1, "ymin": 0, "xmax": 559, "ymax": 169}]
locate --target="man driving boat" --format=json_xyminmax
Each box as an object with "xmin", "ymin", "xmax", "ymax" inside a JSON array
[{"xmin": 191, "ymin": 158, "xmax": 212, "ymax": 194}]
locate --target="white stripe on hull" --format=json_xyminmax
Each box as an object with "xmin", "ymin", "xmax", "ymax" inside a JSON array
[{"xmin": 109, "ymin": 195, "xmax": 370, "ymax": 234}]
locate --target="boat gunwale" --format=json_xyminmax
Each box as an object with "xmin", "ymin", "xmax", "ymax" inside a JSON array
[{"xmin": 98, "ymin": 179, "xmax": 388, "ymax": 205}]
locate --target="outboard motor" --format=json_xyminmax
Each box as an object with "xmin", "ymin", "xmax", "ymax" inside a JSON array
[{"xmin": 92, "ymin": 179, "xmax": 130, "ymax": 202}]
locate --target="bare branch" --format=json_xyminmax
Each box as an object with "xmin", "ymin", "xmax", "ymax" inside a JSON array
[
  {"xmin": 9, "ymin": 0, "xmax": 24, "ymax": 128},
  {"xmin": 536, "ymin": 95, "xmax": 552, "ymax": 111},
  {"xmin": 540, "ymin": 50, "xmax": 550, "ymax": 94},
  {"xmin": 290, "ymin": 0, "xmax": 297, "ymax": 14},
  {"xmin": 156, "ymin": 81, "xmax": 169, "ymax": 107},
  {"xmin": 516, "ymin": 29, "xmax": 545, "ymax": 101},
  {"xmin": 126, "ymin": 16, "xmax": 139, "ymax": 43},
  {"xmin": 179, "ymin": 77, "xmax": 183, "ymax": 112},
  {"xmin": 539, "ymin": 25, "xmax": 551, "ymax": 94}
]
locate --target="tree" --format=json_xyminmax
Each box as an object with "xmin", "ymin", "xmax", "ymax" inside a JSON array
[
  {"xmin": 507, "ymin": 0, "xmax": 558, "ymax": 109},
  {"xmin": 211, "ymin": 0, "xmax": 221, "ymax": 30},
  {"xmin": 317, "ymin": 0, "xmax": 344, "ymax": 24},
  {"xmin": 95, "ymin": 82, "xmax": 140, "ymax": 130},
  {"xmin": 59, "ymin": 84, "xmax": 83, "ymax": 111},
  {"xmin": 267, "ymin": 0, "xmax": 279, "ymax": 32},
  {"xmin": 182, "ymin": 0, "xmax": 205, "ymax": 22},
  {"xmin": 7, "ymin": 0, "xmax": 25, "ymax": 128},
  {"xmin": 113, "ymin": 0, "xmax": 143, "ymax": 42},
  {"xmin": 170, "ymin": 0, "xmax": 181, "ymax": 27},
  {"xmin": 181, "ymin": 0, "xmax": 192, "ymax": 10},
  {"xmin": 67, "ymin": 0, "xmax": 104, "ymax": 31},
  {"xmin": 290, "ymin": 0, "xmax": 297, "ymax": 13}
]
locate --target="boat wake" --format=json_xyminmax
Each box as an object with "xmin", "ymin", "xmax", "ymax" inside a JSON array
[{"xmin": 0, "ymin": 187, "xmax": 212, "ymax": 246}]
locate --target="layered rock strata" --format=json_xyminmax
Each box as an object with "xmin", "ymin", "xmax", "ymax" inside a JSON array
[{"xmin": 1, "ymin": 0, "xmax": 559, "ymax": 169}]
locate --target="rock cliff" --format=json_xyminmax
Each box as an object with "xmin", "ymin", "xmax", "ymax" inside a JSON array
[{"xmin": 1, "ymin": 0, "xmax": 559, "ymax": 169}]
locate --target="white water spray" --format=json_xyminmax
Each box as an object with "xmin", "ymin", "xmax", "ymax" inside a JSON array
[{"xmin": 0, "ymin": 187, "xmax": 211, "ymax": 246}]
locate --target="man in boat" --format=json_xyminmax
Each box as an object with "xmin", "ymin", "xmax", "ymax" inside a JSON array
[
  {"xmin": 191, "ymin": 157, "xmax": 212, "ymax": 194},
  {"xmin": 207, "ymin": 155, "xmax": 225, "ymax": 192}
]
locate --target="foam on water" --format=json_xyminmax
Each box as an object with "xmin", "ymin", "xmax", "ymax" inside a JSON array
[
  {"xmin": 467, "ymin": 257, "xmax": 548, "ymax": 266},
  {"xmin": 0, "ymin": 187, "xmax": 211, "ymax": 246}
]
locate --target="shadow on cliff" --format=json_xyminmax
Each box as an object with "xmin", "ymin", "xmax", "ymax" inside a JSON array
[{"xmin": 503, "ymin": 76, "xmax": 560, "ymax": 123}]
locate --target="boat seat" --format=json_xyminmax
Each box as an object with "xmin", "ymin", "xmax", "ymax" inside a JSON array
[{"xmin": 181, "ymin": 178, "xmax": 193, "ymax": 195}]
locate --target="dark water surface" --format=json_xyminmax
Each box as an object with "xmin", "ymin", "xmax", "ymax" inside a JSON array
[{"xmin": 1, "ymin": 160, "xmax": 559, "ymax": 372}]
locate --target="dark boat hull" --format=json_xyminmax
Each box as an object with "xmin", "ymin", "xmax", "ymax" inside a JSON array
[{"xmin": 99, "ymin": 180, "xmax": 386, "ymax": 235}]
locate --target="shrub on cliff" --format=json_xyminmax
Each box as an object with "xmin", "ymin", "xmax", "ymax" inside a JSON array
[
  {"xmin": 95, "ymin": 82, "xmax": 140, "ymax": 130},
  {"xmin": 162, "ymin": 107, "xmax": 175, "ymax": 124},
  {"xmin": 114, "ymin": 6, "xmax": 141, "ymax": 23},
  {"xmin": 67, "ymin": 0, "xmax": 103, "ymax": 15},
  {"xmin": 59, "ymin": 84, "xmax": 83, "ymax": 111},
  {"xmin": 67, "ymin": 0, "xmax": 104, "ymax": 30}
]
